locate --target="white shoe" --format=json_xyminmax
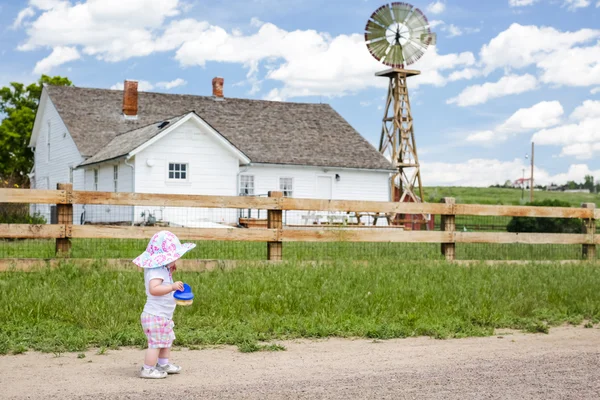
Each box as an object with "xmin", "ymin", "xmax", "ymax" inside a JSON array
[
  {"xmin": 140, "ymin": 367, "xmax": 167, "ymax": 379},
  {"xmin": 156, "ymin": 363, "xmax": 181, "ymax": 374}
]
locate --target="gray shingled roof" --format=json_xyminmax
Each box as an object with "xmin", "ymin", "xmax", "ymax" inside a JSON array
[
  {"xmin": 79, "ymin": 113, "xmax": 191, "ymax": 166},
  {"xmin": 45, "ymin": 85, "xmax": 394, "ymax": 170}
]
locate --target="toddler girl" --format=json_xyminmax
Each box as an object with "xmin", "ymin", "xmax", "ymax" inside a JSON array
[{"xmin": 133, "ymin": 230, "xmax": 196, "ymax": 379}]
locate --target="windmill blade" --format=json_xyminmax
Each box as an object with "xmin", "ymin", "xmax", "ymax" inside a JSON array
[
  {"xmin": 367, "ymin": 39, "xmax": 391, "ymax": 62},
  {"xmin": 370, "ymin": 4, "xmax": 395, "ymax": 28},
  {"xmin": 365, "ymin": 20, "xmax": 387, "ymax": 41},
  {"xmin": 384, "ymin": 44, "xmax": 405, "ymax": 67},
  {"xmin": 401, "ymin": 39, "xmax": 426, "ymax": 65},
  {"xmin": 405, "ymin": 7, "xmax": 429, "ymax": 32},
  {"xmin": 390, "ymin": 2, "xmax": 413, "ymax": 24}
]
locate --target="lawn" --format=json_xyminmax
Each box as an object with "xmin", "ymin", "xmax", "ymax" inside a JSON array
[{"xmin": 1, "ymin": 260, "xmax": 599, "ymax": 354}]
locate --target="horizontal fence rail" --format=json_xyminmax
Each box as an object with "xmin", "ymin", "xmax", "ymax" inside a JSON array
[
  {"xmin": 1, "ymin": 188, "xmax": 596, "ymax": 218},
  {"xmin": 0, "ymin": 185, "xmax": 598, "ymax": 262}
]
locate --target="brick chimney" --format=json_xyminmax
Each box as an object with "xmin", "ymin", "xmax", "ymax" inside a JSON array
[
  {"xmin": 122, "ymin": 80, "xmax": 138, "ymax": 118},
  {"xmin": 212, "ymin": 77, "xmax": 224, "ymax": 98}
]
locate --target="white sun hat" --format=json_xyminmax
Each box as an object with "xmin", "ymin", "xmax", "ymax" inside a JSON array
[{"xmin": 132, "ymin": 230, "xmax": 196, "ymax": 269}]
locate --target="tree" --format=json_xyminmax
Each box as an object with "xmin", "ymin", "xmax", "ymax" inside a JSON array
[
  {"xmin": 507, "ymin": 199, "xmax": 582, "ymax": 234},
  {"xmin": 0, "ymin": 75, "xmax": 72, "ymax": 187},
  {"xmin": 583, "ymin": 175, "xmax": 594, "ymax": 191}
]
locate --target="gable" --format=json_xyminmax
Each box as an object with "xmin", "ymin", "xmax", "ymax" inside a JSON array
[{"xmin": 79, "ymin": 112, "xmax": 249, "ymax": 167}]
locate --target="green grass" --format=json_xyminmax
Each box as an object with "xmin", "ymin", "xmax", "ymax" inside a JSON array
[
  {"xmin": 424, "ymin": 186, "xmax": 600, "ymax": 207},
  {"xmin": 1, "ymin": 260, "xmax": 599, "ymax": 354}
]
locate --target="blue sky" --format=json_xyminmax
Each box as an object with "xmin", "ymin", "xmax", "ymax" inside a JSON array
[{"xmin": 1, "ymin": 0, "xmax": 599, "ymax": 186}]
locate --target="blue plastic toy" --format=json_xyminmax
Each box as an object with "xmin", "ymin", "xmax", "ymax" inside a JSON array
[{"xmin": 174, "ymin": 283, "xmax": 194, "ymax": 306}]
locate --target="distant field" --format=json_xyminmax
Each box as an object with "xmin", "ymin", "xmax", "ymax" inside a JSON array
[{"xmin": 423, "ymin": 186, "xmax": 599, "ymax": 207}]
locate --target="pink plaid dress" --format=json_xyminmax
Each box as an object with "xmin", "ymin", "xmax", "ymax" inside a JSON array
[{"xmin": 141, "ymin": 312, "xmax": 176, "ymax": 348}]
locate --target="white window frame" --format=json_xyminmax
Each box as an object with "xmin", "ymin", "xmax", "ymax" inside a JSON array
[
  {"xmin": 279, "ymin": 177, "xmax": 293, "ymax": 197},
  {"xmin": 240, "ymin": 175, "xmax": 255, "ymax": 196},
  {"xmin": 167, "ymin": 162, "xmax": 189, "ymax": 181},
  {"xmin": 113, "ymin": 165, "xmax": 119, "ymax": 192},
  {"xmin": 46, "ymin": 121, "xmax": 51, "ymax": 163},
  {"xmin": 93, "ymin": 169, "xmax": 98, "ymax": 191}
]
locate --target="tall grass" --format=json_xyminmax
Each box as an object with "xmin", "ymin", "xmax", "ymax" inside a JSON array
[
  {"xmin": 1, "ymin": 260, "xmax": 599, "ymax": 354},
  {"xmin": 0, "ymin": 239, "xmax": 586, "ymax": 261}
]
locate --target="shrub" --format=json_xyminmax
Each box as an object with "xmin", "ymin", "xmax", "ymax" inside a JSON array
[
  {"xmin": 0, "ymin": 203, "xmax": 47, "ymax": 224},
  {"xmin": 507, "ymin": 199, "xmax": 582, "ymax": 234}
]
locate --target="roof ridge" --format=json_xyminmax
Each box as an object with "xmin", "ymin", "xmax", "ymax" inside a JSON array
[{"xmin": 45, "ymin": 84, "xmax": 330, "ymax": 106}]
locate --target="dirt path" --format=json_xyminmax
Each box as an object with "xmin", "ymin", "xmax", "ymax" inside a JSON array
[{"xmin": 2, "ymin": 326, "xmax": 599, "ymax": 399}]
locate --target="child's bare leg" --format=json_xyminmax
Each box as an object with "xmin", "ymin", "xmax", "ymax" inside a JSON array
[
  {"xmin": 158, "ymin": 347, "xmax": 171, "ymax": 364},
  {"xmin": 144, "ymin": 348, "xmax": 160, "ymax": 367}
]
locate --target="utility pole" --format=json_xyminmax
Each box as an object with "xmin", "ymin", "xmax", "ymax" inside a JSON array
[
  {"xmin": 521, "ymin": 168, "xmax": 525, "ymax": 200},
  {"xmin": 530, "ymin": 142, "xmax": 534, "ymax": 202}
]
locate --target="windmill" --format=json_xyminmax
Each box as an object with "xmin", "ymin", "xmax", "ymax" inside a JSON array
[{"xmin": 365, "ymin": 3, "xmax": 436, "ymax": 225}]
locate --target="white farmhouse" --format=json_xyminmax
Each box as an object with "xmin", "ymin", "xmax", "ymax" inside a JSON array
[{"xmin": 28, "ymin": 78, "xmax": 394, "ymax": 227}]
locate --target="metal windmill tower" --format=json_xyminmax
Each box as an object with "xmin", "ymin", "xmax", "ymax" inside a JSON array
[{"xmin": 365, "ymin": 3, "xmax": 436, "ymax": 205}]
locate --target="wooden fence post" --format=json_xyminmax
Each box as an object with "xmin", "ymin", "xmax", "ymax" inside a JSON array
[
  {"xmin": 441, "ymin": 197, "xmax": 456, "ymax": 261},
  {"xmin": 267, "ymin": 191, "xmax": 283, "ymax": 261},
  {"xmin": 55, "ymin": 183, "xmax": 73, "ymax": 257},
  {"xmin": 581, "ymin": 203, "xmax": 596, "ymax": 260}
]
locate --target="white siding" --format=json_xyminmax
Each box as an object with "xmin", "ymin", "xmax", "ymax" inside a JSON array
[
  {"xmin": 243, "ymin": 164, "xmax": 391, "ymax": 225},
  {"xmin": 135, "ymin": 119, "xmax": 239, "ymax": 195},
  {"xmin": 246, "ymin": 164, "xmax": 390, "ymax": 201},
  {"xmin": 81, "ymin": 161, "xmax": 134, "ymax": 224},
  {"xmin": 31, "ymin": 96, "xmax": 85, "ymax": 223}
]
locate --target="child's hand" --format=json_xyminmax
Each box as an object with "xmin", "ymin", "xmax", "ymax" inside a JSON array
[{"xmin": 171, "ymin": 281, "xmax": 184, "ymax": 292}]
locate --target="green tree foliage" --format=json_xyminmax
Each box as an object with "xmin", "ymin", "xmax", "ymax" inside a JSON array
[
  {"xmin": 0, "ymin": 75, "xmax": 72, "ymax": 187},
  {"xmin": 507, "ymin": 199, "xmax": 582, "ymax": 234}
]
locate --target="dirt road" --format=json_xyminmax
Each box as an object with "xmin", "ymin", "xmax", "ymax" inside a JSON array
[{"xmin": 2, "ymin": 326, "xmax": 599, "ymax": 399}]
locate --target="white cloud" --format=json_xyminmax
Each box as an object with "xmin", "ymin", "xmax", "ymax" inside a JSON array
[
  {"xmin": 12, "ymin": 7, "xmax": 35, "ymax": 29},
  {"xmin": 17, "ymin": 0, "xmax": 181, "ymax": 61},
  {"xmin": 537, "ymin": 45, "xmax": 600, "ymax": 87},
  {"xmin": 30, "ymin": 0, "xmax": 65, "ymax": 10},
  {"xmin": 498, "ymin": 101, "xmax": 564, "ymax": 133},
  {"xmin": 174, "ymin": 21, "xmax": 474, "ymax": 99},
  {"xmin": 429, "ymin": 20, "xmax": 445, "ymax": 28},
  {"xmin": 563, "ymin": 0, "xmax": 591, "ymax": 10},
  {"xmin": 479, "ymin": 23, "xmax": 600, "ymax": 74},
  {"xmin": 33, "ymin": 46, "xmax": 80, "ymax": 74},
  {"xmin": 110, "ymin": 80, "xmax": 154, "ymax": 91},
  {"xmin": 570, "ymin": 100, "xmax": 600, "ymax": 120},
  {"xmin": 447, "ymin": 74, "xmax": 538, "ymax": 107},
  {"xmin": 509, "ymin": 0, "xmax": 538, "ymax": 6},
  {"xmin": 426, "ymin": 1, "xmax": 446, "ymax": 14},
  {"xmin": 591, "ymin": 87, "xmax": 600, "ymax": 94},
  {"xmin": 16, "ymin": 2, "xmax": 475, "ymax": 100},
  {"xmin": 466, "ymin": 130, "xmax": 495, "ymax": 143},
  {"xmin": 532, "ymin": 100, "xmax": 600, "ymax": 160},
  {"xmin": 422, "ymin": 158, "xmax": 600, "ymax": 186},
  {"xmin": 448, "ymin": 68, "xmax": 482, "ymax": 82},
  {"xmin": 466, "ymin": 100, "xmax": 563, "ymax": 143},
  {"xmin": 155, "ymin": 78, "xmax": 187, "ymax": 90},
  {"xmin": 446, "ymin": 25, "xmax": 462, "ymax": 37}
]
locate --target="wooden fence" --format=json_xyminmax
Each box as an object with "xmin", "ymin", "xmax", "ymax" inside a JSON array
[{"xmin": 0, "ymin": 184, "xmax": 598, "ymax": 262}]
